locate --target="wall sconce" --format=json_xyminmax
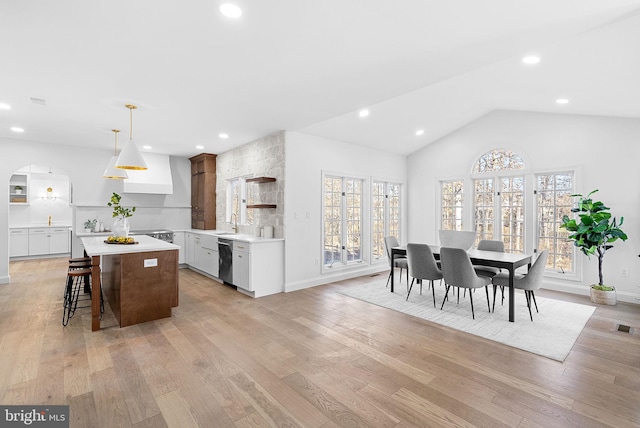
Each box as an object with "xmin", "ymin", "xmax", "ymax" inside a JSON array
[{"xmin": 41, "ymin": 187, "xmax": 57, "ymax": 200}]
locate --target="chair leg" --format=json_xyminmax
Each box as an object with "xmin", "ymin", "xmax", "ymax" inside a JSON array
[
  {"xmin": 406, "ymin": 278, "xmax": 415, "ymax": 301},
  {"xmin": 440, "ymin": 285, "xmax": 451, "ymax": 310},
  {"xmin": 469, "ymin": 289, "xmax": 475, "ymax": 319},
  {"xmin": 485, "ymin": 286, "xmax": 490, "ymax": 312},
  {"xmin": 386, "ymin": 270, "xmax": 392, "ymax": 288},
  {"xmin": 419, "ymin": 279, "xmax": 423, "ymax": 295},
  {"xmin": 492, "ymin": 284, "xmax": 498, "ymax": 312},
  {"xmin": 531, "ymin": 291, "xmax": 539, "ymax": 313},
  {"xmin": 525, "ymin": 290, "xmax": 533, "ymax": 322},
  {"xmin": 431, "ymin": 280, "xmax": 436, "ymax": 308}
]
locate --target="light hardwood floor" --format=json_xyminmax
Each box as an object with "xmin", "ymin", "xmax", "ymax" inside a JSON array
[{"xmin": 1, "ymin": 257, "xmax": 639, "ymax": 427}]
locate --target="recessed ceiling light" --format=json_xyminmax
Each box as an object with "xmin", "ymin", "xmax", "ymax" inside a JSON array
[
  {"xmin": 556, "ymin": 98, "xmax": 570, "ymax": 104},
  {"xmin": 196, "ymin": 145, "xmax": 205, "ymax": 150},
  {"xmin": 415, "ymin": 129, "xmax": 424, "ymax": 136},
  {"xmin": 522, "ymin": 55, "xmax": 541, "ymax": 65},
  {"xmin": 220, "ymin": 3, "xmax": 242, "ymax": 18},
  {"xmin": 219, "ymin": 133, "xmax": 229, "ymax": 139},
  {"xmin": 358, "ymin": 109, "xmax": 369, "ymax": 118},
  {"xmin": 10, "ymin": 127, "xmax": 24, "ymax": 133},
  {"xmin": 142, "ymin": 145, "xmax": 152, "ymax": 150},
  {"xmin": 0, "ymin": 103, "xmax": 11, "ymax": 110}
]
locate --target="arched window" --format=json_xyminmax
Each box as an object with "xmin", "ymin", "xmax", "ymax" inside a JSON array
[{"xmin": 473, "ymin": 149, "xmax": 525, "ymax": 173}]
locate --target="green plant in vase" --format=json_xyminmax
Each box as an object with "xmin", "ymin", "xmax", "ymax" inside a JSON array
[
  {"xmin": 107, "ymin": 192, "xmax": 135, "ymax": 237},
  {"xmin": 560, "ymin": 189, "xmax": 627, "ymax": 304}
]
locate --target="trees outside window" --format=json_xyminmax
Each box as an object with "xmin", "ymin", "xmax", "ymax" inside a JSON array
[
  {"xmin": 323, "ymin": 175, "xmax": 364, "ymax": 268},
  {"xmin": 441, "ymin": 180, "xmax": 464, "ymax": 230},
  {"xmin": 536, "ymin": 173, "xmax": 574, "ymax": 272},
  {"xmin": 372, "ymin": 181, "xmax": 401, "ymax": 261}
]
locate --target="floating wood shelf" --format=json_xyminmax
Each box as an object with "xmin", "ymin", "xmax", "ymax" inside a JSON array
[
  {"xmin": 247, "ymin": 204, "xmax": 277, "ymax": 209},
  {"xmin": 246, "ymin": 176, "xmax": 276, "ymax": 183}
]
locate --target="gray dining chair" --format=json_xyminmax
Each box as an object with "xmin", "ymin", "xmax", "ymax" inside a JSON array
[
  {"xmin": 384, "ymin": 236, "xmax": 408, "ymax": 287},
  {"xmin": 406, "ymin": 243, "xmax": 443, "ymax": 306},
  {"xmin": 438, "ymin": 230, "xmax": 476, "ymax": 250},
  {"xmin": 474, "ymin": 239, "xmax": 505, "ymax": 301},
  {"xmin": 492, "ymin": 250, "xmax": 548, "ymax": 321},
  {"xmin": 439, "ymin": 247, "xmax": 492, "ymax": 319}
]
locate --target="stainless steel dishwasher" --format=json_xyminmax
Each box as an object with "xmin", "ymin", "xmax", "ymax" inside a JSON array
[{"xmin": 218, "ymin": 238, "xmax": 233, "ymax": 284}]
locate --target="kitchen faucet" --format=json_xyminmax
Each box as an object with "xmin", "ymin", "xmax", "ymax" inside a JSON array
[{"xmin": 48, "ymin": 215, "xmax": 52, "ymax": 226}]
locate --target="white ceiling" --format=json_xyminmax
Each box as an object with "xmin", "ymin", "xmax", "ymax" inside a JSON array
[{"xmin": 1, "ymin": 0, "xmax": 639, "ymax": 158}]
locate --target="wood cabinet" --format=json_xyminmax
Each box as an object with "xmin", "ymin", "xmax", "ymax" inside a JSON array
[{"xmin": 189, "ymin": 153, "xmax": 217, "ymax": 229}]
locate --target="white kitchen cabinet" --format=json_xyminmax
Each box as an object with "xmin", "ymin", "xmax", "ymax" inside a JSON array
[
  {"xmin": 232, "ymin": 240, "xmax": 284, "ymax": 297},
  {"xmin": 9, "ymin": 228, "xmax": 29, "ymax": 257},
  {"xmin": 49, "ymin": 228, "xmax": 70, "ymax": 254},
  {"xmin": 186, "ymin": 232, "xmax": 195, "ymax": 266},
  {"xmin": 28, "ymin": 227, "xmax": 70, "ymax": 256},
  {"xmin": 233, "ymin": 241, "xmax": 251, "ymax": 291},
  {"xmin": 192, "ymin": 234, "xmax": 219, "ymax": 277},
  {"xmin": 173, "ymin": 231, "xmax": 186, "ymax": 264}
]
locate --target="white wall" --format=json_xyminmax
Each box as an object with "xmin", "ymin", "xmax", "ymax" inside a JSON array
[
  {"xmin": 1, "ymin": 137, "xmax": 192, "ymax": 283},
  {"xmin": 10, "ymin": 167, "xmax": 72, "ymax": 226},
  {"xmin": 408, "ymin": 110, "xmax": 640, "ymax": 303},
  {"xmin": 284, "ymin": 131, "xmax": 408, "ymax": 291}
]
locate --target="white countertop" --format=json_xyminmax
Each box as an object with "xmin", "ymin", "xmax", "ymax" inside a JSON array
[
  {"xmin": 81, "ymin": 235, "xmax": 180, "ymax": 256},
  {"xmin": 180, "ymin": 229, "xmax": 284, "ymax": 243},
  {"xmin": 76, "ymin": 229, "xmax": 283, "ymax": 243},
  {"xmin": 10, "ymin": 224, "xmax": 72, "ymax": 229}
]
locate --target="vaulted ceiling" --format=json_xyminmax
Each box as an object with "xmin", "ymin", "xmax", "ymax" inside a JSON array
[{"xmin": 1, "ymin": 0, "xmax": 639, "ymax": 157}]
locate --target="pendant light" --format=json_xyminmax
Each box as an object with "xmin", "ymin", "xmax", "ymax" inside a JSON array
[
  {"xmin": 103, "ymin": 129, "xmax": 128, "ymax": 179},
  {"xmin": 115, "ymin": 104, "xmax": 148, "ymax": 170}
]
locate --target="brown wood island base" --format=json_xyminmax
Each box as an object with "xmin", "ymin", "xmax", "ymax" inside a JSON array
[
  {"xmin": 102, "ymin": 250, "xmax": 178, "ymax": 328},
  {"xmin": 81, "ymin": 235, "xmax": 180, "ymax": 331}
]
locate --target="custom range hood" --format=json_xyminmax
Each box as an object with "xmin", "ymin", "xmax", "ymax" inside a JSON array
[{"xmin": 122, "ymin": 153, "xmax": 173, "ymax": 194}]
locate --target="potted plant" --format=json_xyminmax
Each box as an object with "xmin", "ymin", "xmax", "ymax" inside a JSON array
[
  {"xmin": 14, "ymin": 185, "xmax": 23, "ymax": 195},
  {"xmin": 107, "ymin": 192, "xmax": 136, "ymax": 237},
  {"xmin": 560, "ymin": 189, "xmax": 627, "ymax": 305},
  {"xmin": 84, "ymin": 219, "xmax": 96, "ymax": 233}
]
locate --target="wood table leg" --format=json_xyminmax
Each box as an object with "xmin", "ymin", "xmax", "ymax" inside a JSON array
[{"xmin": 91, "ymin": 255, "xmax": 101, "ymax": 331}]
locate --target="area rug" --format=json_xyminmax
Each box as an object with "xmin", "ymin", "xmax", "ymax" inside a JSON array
[{"xmin": 336, "ymin": 281, "xmax": 595, "ymax": 361}]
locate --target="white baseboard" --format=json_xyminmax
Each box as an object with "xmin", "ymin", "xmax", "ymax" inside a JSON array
[{"xmin": 286, "ymin": 265, "xmax": 389, "ymax": 293}]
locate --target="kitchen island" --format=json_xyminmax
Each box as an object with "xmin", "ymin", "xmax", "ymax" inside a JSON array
[{"xmin": 81, "ymin": 235, "xmax": 180, "ymax": 331}]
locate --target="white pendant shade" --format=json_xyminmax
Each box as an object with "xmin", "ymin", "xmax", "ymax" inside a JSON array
[
  {"xmin": 116, "ymin": 104, "xmax": 148, "ymax": 170},
  {"xmin": 103, "ymin": 155, "xmax": 128, "ymax": 179},
  {"xmin": 115, "ymin": 139, "xmax": 148, "ymax": 170}
]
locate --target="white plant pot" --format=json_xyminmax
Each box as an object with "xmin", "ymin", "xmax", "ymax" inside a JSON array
[{"xmin": 590, "ymin": 286, "xmax": 616, "ymax": 305}]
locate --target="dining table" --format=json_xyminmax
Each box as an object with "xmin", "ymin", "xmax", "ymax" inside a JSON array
[{"xmin": 391, "ymin": 245, "xmax": 532, "ymax": 322}]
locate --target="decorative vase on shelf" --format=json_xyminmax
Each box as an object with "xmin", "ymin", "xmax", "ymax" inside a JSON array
[{"xmin": 112, "ymin": 217, "xmax": 130, "ymax": 238}]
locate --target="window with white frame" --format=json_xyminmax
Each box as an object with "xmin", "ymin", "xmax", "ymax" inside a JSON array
[
  {"xmin": 473, "ymin": 178, "xmax": 494, "ymax": 244},
  {"xmin": 440, "ymin": 180, "xmax": 464, "ymax": 230},
  {"xmin": 499, "ymin": 176, "xmax": 525, "ymax": 253},
  {"xmin": 536, "ymin": 172, "xmax": 574, "ymax": 273},
  {"xmin": 323, "ymin": 174, "xmax": 364, "ymax": 268},
  {"xmin": 372, "ymin": 181, "xmax": 401, "ymax": 261}
]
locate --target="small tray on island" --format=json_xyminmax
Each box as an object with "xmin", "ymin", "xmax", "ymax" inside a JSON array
[{"xmin": 104, "ymin": 237, "xmax": 138, "ymax": 245}]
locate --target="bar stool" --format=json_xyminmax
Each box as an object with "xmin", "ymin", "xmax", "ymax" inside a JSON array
[{"xmin": 62, "ymin": 258, "xmax": 103, "ymax": 326}]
